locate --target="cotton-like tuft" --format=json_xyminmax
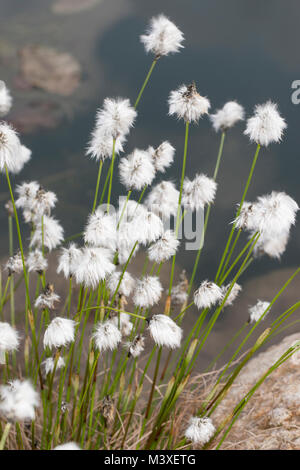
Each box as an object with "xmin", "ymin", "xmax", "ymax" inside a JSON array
[
  {"xmin": 43, "ymin": 356, "xmax": 65, "ymax": 375},
  {"xmin": 244, "ymin": 101, "xmax": 287, "ymax": 146},
  {"xmin": 148, "ymin": 230, "xmax": 179, "ymax": 262},
  {"xmin": 148, "ymin": 314, "xmax": 182, "ymax": 348},
  {"xmin": 168, "ymin": 83, "xmax": 210, "ymax": 123},
  {"xmin": 145, "ymin": 181, "xmax": 179, "ymax": 218},
  {"xmin": 12, "ymin": 145, "xmax": 32, "ymax": 174},
  {"xmin": 74, "ymin": 247, "xmax": 115, "ymax": 288},
  {"xmin": 194, "ymin": 280, "xmax": 224, "ymax": 309},
  {"xmin": 185, "ymin": 417, "xmax": 215, "ymax": 445},
  {"xmin": 210, "ymin": 101, "xmax": 244, "ymax": 132},
  {"xmin": 140, "ymin": 14, "xmax": 184, "ymax": 57},
  {"xmin": 0, "ymin": 81, "xmax": 12, "ymax": 116},
  {"xmin": 93, "ymin": 98, "xmax": 136, "ymax": 139},
  {"xmin": 248, "ymin": 300, "xmax": 271, "ymax": 323},
  {"xmin": 84, "ymin": 207, "xmax": 117, "ymax": 250},
  {"xmin": 147, "ymin": 141, "xmax": 175, "ymax": 173},
  {"xmin": 0, "ymin": 122, "xmax": 23, "ymax": 173},
  {"xmin": 0, "ymin": 380, "xmax": 39, "ymax": 422},
  {"xmin": 30, "ymin": 215, "xmax": 64, "ymax": 251},
  {"xmin": 43, "ymin": 317, "xmax": 76, "ymax": 349},
  {"xmin": 135, "ymin": 210, "xmax": 164, "ymax": 245},
  {"xmin": 119, "ymin": 149, "xmax": 155, "ymax": 191},
  {"xmin": 5, "ymin": 252, "xmax": 23, "ymax": 275},
  {"xmin": 57, "ymin": 243, "xmax": 82, "ymax": 278},
  {"xmin": 27, "ymin": 249, "xmax": 48, "ymax": 274},
  {"xmin": 221, "ymin": 283, "xmax": 242, "ymax": 307},
  {"xmin": 92, "ymin": 320, "xmax": 122, "ymax": 352},
  {"xmin": 126, "ymin": 334, "xmax": 145, "ymax": 358},
  {"xmin": 182, "ymin": 174, "xmax": 217, "ymax": 211},
  {"xmin": 54, "ymin": 442, "xmax": 81, "ymax": 450},
  {"xmin": 35, "ymin": 284, "xmax": 60, "ymax": 310},
  {"xmin": 107, "ymin": 271, "xmax": 135, "ymax": 297},
  {"xmin": 133, "ymin": 276, "xmax": 162, "ymax": 308},
  {"xmin": 0, "ymin": 322, "xmax": 19, "ymax": 363}
]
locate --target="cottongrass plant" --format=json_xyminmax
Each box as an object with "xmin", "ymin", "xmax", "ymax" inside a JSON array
[{"xmin": 0, "ymin": 14, "xmax": 299, "ymax": 451}]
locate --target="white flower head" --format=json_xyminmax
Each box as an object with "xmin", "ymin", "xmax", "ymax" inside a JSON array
[
  {"xmin": 210, "ymin": 101, "xmax": 245, "ymax": 132},
  {"xmin": 118, "ymin": 199, "xmax": 147, "ymax": 223},
  {"xmin": 0, "ymin": 81, "xmax": 12, "ymax": 116},
  {"xmin": 74, "ymin": 247, "xmax": 115, "ymax": 289},
  {"xmin": 221, "ymin": 283, "xmax": 242, "ymax": 307},
  {"xmin": 133, "ymin": 275, "xmax": 162, "ymax": 308},
  {"xmin": 35, "ymin": 284, "xmax": 60, "ymax": 310},
  {"xmin": 140, "ymin": 14, "xmax": 184, "ymax": 57},
  {"xmin": 116, "ymin": 223, "xmax": 140, "ymax": 265},
  {"xmin": 84, "ymin": 207, "xmax": 117, "ymax": 250},
  {"xmin": 15, "ymin": 181, "xmax": 40, "ymax": 210},
  {"xmin": 171, "ymin": 270, "xmax": 189, "ymax": 306},
  {"xmin": 12, "ymin": 145, "xmax": 32, "ymax": 174},
  {"xmin": 244, "ymin": 101, "xmax": 287, "ymax": 146},
  {"xmin": 43, "ymin": 317, "xmax": 76, "ymax": 349},
  {"xmin": 93, "ymin": 320, "xmax": 122, "ymax": 352},
  {"xmin": 148, "ymin": 230, "xmax": 179, "ymax": 263},
  {"xmin": 111, "ymin": 313, "xmax": 133, "ymax": 337},
  {"xmin": 135, "ymin": 210, "xmax": 164, "ymax": 245},
  {"xmin": 194, "ymin": 280, "xmax": 224, "ymax": 309},
  {"xmin": 5, "ymin": 251, "xmax": 23, "ymax": 275},
  {"xmin": 43, "ymin": 356, "xmax": 65, "ymax": 375},
  {"xmin": 148, "ymin": 314, "xmax": 182, "ymax": 349},
  {"xmin": 0, "ymin": 122, "xmax": 22, "ymax": 173},
  {"xmin": 168, "ymin": 83, "xmax": 210, "ymax": 123},
  {"xmin": 145, "ymin": 181, "xmax": 179, "ymax": 218},
  {"xmin": 182, "ymin": 174, "xmax": 217, "ymax": 211},
  {"xmin": 30, "ymin": 215, "xmax": 64, "ymax": 252},
  {"xmin": 31, "ymin": 187, "xmax": 57, "ymax": 218},
  {"xmin": 107, "ymin": 271, "xmax": 135, "ymax": 297},
  {"xmin": 93, "ymin": 97, "xmax": 136, "ymax": 139},
  {"xmin": 126, "ymin": 334, "xmax": 145, "ymax": 358},
  {"xmin": 54, "ymin": 442, "xmax": 81, "ymax": 450},
  {"xmin": 0, "ymin": 322, "xmax": 19, "ymax": 363},
  {"xmin": 27, "ymin": 249, "xmax": 48, "ymax": 274},
  {"xmin": 0, "ymin": 379, "xmax": 39, "ymax": 422},
  {"xmin": 252, "ymin": 230, "xmax": 290, "ymax": 259},
  {"xmin": 185, "ymin": 417, "xmax": 215, "ymax": 445},
  {"xmin": 148, "ymin": 141, "xmax": 175, "ymax": 173},
  {"xmin": 248, "ymin": 300, "xmax": 270, "ymax": 323},
  {"xmin": 57, "ymin": 243, "xmax": 82, "ymax": 278},
  {"xmin": 87, "ymin": 129, "xmax": 125, "ymax": 162},
  {"xmin": 119, "ymin": 149, "xmax": 155, "ymax": 191}
]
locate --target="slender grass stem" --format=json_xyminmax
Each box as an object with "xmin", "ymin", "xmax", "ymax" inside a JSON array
[
  {"xmin": 134, "ymin": 58, "xmax": 158, "ymax": 109},
  {"xmin": 92, "ymin": 159, "xmax": 103, "ymax": 213}
]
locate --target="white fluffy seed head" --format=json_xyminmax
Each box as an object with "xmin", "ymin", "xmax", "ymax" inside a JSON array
[
  {"xmin": 145, "ymin": 181, "xmax": 179, "ymax": 218},
  {"xmin": 92, "ymin": 320, "xmax": 122, "ymax": 352},
  {"xmin": 185, "ymin": 417, "xmax": 215, "ymax": 445},
  {"xmin": 0, "ymin": 322, "xmax": 20, "ymax": 358},
  {"xmin": 133, "ymin": 275, "xmax": 162, "ymax": 308},
  {"xmin": 148, "ymin": 141, "xmax": 175, "ymax": 173},
  {"xmin": 74, "ymin": 247, "xmax": 115, "ymax": 288},
  {"xmin": 182, "ymin": 174, "xmax": 217, "ymax": 211},
  {"xmin": 84, "ymin": 208, "xmax": 117, "ymax": 250},
  {"xmin": 0, "ymin": 379, "xmax": 39, "ymax": 422},
  {"xmin": 93, "ymin": 97, "xmax": 137, "ymax": 139},
  {"xmin": 30, "ymin": 215, "xmax": 64, "ymax": 252},
  {"xmin": 221, "ymin": 283, "xmax": 242, "ymax": 307},
  {"xmin": 140, "ymin": 14, "xmax": 184, "ymax": 57},
  {"xmin": 252, "ymin": 230, "xmax": 290, "ymax": 259},
  {"xmin": 27, "ymin": 249, "xmax": 48, "ymax": 273},
  {"xmin": 116, "ymin": 221, "xmax": 140, "ymax": 265},
  {"xmin": 0, "ymin": 81, "xmax": 12, "ymax": 116},
  {"xmin": 248, "ymin": 300, "xmax": 271, "ymax": 323},
  {"xmin": 119, "ymin": 149, "xmax": 155, "ymax": 191},
  {"xmin": 171, "ymin": 271, "xmax": 189, "ymax": 306},
  {"xmin": 0, "ymin": 122, "xmax": 22, "ymax": 173},
  {"xmin": 57, "ymin": 243, "xmax": 82, "ymax": 279},
  {"xmin": 5, "ymin": 252, "xmax": 23, "ymax": 275},
  {"xmin": 244, "ymin": 101, "xmax": 287, "ymax": 146},
  {"xmin": 87, "ymin": 130, "xmax": 125, "ymax": 161},
  {"xmin": 43, "ymin": 357, "xmax": 65, "ymax": 375},
  {"xmin": 135, "ymin": 210, "xmax": 164, "ymax": 245},
  {"xmin": 111, "ymin": 313, "xmax": 133, "ymax": 337},
  {"xmin": 12, "ymin": 145, "xmax": 32, "ymax": 174},
  {"xmin": 194, "ymin": 280, "xmax": 224, "ymax": 309},
  {"xmin": 35, "ymin": 284, "xmax": 60, "ymax": 310},
  {"xmin": 53, "ymin": 442, "xmax": 81, "ymax": 450},
  {"xmin": 43, "ymin": 317, "xmax": 76, "ymax": 349},
  {"xmin": 15, "ymin": 181, "xmax": 40, "ymax": 210},
  {"xmin": 168, "ymin": 83, "xmax": 210, "ymax": 123},
  {"xmin": 148, "ymin": 230, "xmax": 179, "ymax": 262},
  {"xmin": 148, "ymin": 314, "xmax": 182, "ymax": 349},
  {"xmin": 107, "ymin": 271, "xmax": 135, "ymax": 297},
  {"xmin": 126, "ymin": 334, "xmax": 145, "ymax": 358},
  {"xmin": 210, "ymin": 101, "xmax": 245, "ymax": 132}
]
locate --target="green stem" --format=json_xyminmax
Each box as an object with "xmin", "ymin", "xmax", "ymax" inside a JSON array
[
  {"xmin": 107, "ymin": 139, "xmax": 116, "ymax": 212},
  {"xmin": 134, "ymin": 58, "xmax": 158, "ymax": 109},
  {"xmin": 92, "ymin": 159, "xmax": 103, "ymax": 213}
]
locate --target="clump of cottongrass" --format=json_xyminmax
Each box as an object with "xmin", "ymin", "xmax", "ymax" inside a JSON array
[
  {"xmin": 248, "ymin": 300, "xmax": 271, "ymax": 323},
  {"xmin": 119, "ymin": 148, "xmax": 155, "ymax": 191},
  {"xmin": 210, "ymin": 101, "xmax": 245, "ymax": 132},
  {"xmin": 244, "ymin": 101, "xmax": 287, "ymax": 146},
  {"xmin": 133, "ymin": 275, "xmax": 162, "ymax": 308},
  {"xmin": 92, "ymin": 320, "xmax": 122, "ymax": 352},
  {"xmin": 145, "ymin": 181, "xmax": 179, "ymax": 218},
  {"xmin": 35, "ymin": 284, "xmax": 60, "ymax": 310},
  {"xmin": 184, "ymin": 417, "xmax": 215, "ymax": 445},
  {"xmin": 140, "ymin": 14, "xmax": 184, "ymax": 57},
  {"xmin": 0, "ymin": 81, "xmax": 12, "ymax": 116},
  {"xmin": 0, "ymin": 322, "xmax": 19, "ymax": 364},
  {"xmin": 147, "ymin": 141, "xmax": 175, "ymax": 173},
  {"xmin": 182, "ymin": 174, "xmax": 217, "ymax": 211},
  {"xmin": 74, "ymin": 247, "xmax": 115, "ymax": 289},
  {"xmin": 5, "ymin": 251, "xmax": 23, "ymax": 276},
  {"xmin": 27, "ymin": 249, "xmax": 48, "ymax": 274},
  {"xmin": 148, "ymin": 314, "xmax": 182, "ymax": 348},
  {"xmin": 148, "ymin": 230, "xmax": 179, "ymax": 262},
  {"xmin": 0, "ymin": 379, "xmax": 39, "ymax": 422},
  {"xmin": 194, "ymin": 281, "xmax": 224, "ymax": 309},
  {"xmin": 43, "ymin": 317, "xmax": 76, "ymax": 349},
  {"xmin": 168, "ymin": 82, "xmax": 210, "ymax": 123},
  {"xmin": 43, "ymin": 356, "xmax": 65, "ymax": 375}
]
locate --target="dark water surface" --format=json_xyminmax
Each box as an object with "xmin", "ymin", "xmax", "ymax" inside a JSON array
[{"xmin": 0, "ymin": 0, "xmax": 300, "ymax": 292}]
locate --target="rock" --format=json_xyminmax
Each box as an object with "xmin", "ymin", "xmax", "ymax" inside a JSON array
[
  {"xmin": 52, "ymin": 0, "xmax": 103, "ymax": 14},
  {"xmin": 18, "ymin": 45, "xmax": 81, "ymax": 96}
]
